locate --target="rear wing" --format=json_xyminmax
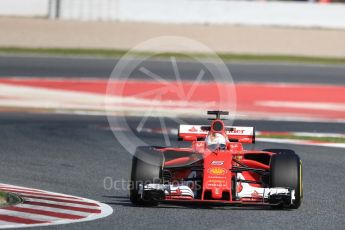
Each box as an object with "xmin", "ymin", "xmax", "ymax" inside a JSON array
[{"xmin": 178, "ymin": 125, "xmax": 255, "ymax": 144}]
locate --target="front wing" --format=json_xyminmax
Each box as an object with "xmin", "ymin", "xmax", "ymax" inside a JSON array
[{"xmin": 139, "ymin": 183, "xmax": 295, "ymax": 207}]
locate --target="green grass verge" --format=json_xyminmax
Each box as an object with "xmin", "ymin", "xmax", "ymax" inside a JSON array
[
  {"xmin": 0, "ymin": 191, "xmax": 23, "ymax": 207},
  {"xmin": 257, "ymin": 134, "xmax": 345, "ymax": 143},
  {"xmin": 0, "ymin": 191, "xmax": 7, "ymax": 204},
  {"xmin": 1, "ymin": 47, "xmax": 345, "ymax": 65}
]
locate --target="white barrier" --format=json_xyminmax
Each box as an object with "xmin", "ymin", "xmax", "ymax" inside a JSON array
[
  {"xmin": 0, "ymin": 0, "xmax": 49, "ymax": 17},
  {"xmin": 1, "ymin": 0, "xmax": 345, "ymax": 29},
  {"xmin": 58, "ymin": 0, "xmax": 345, "ymax": 29}
]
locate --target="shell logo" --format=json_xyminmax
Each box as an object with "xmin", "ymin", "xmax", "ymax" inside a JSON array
[{"xmin": 208, "ymin": 167, "xmax": 227, "ymax": 175}]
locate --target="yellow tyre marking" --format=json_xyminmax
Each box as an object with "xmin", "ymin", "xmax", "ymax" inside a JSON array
[{"xmin": 299, "ymin": 160, "xmax": 303, "ymax": 199}]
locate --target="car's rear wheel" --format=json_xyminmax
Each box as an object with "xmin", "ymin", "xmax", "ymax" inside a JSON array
[
  {"xmin": 130, "ymin": 146, "xmax": 164, "ymax": 206},
  {"xmin": 268, "ymin": 149, "xmax": 303, "ymax": 209}
]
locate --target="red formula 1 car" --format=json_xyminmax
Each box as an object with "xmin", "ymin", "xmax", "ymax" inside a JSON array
[{"xmin": 130, "ymin": 111, "xmax": 303, "ymax": 209}]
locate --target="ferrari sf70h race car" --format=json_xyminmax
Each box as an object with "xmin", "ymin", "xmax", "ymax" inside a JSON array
[{"xmin": 130, "ymin": 111, "xmax": 303, "ymax": 209}]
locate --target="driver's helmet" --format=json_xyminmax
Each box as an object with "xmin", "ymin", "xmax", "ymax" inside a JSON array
[{"xmin": 206, "ymin": 133, "xmax": 227, "ymax": 150}]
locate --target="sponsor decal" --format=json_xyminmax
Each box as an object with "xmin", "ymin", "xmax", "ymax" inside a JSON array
[
  {"xmin": 188, "ymin": 126, "xmax": 198, "ymax": 132},
  {"xmin": 208, "ymin": 167, "xmax": 227, "ymax": 176},
  {"xmin": 208, "ymin": 179, "xmax": 225, "ymax": 183},
  {"xmin": 208, "ymin": 183, "xmax": 227, "ymax": 188},
  {"xmin": 228, "ymin": 128, "xmax": 245, "ymax": 134},
  {"xmin": 175, "ymin": 188, "xmax": 182, "ymax": 195},
  {"xmin": 211, "ymin": 161, "xmax": 224, "ymax": 166},
  {"xmin": 208, "ymin": 176, "xmax": 226, "ymax": 179},
  {"xmin": 251, "ymin": 190, "xmax": 262, "ymax": 199},
  {"xmin": 207, "ymin": 179, "xmax": 227, "ymax": 188}
]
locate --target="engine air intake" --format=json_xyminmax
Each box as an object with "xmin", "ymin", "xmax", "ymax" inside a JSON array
[{"xmin": 212, "ymin": 120, "xmax": 224, "ymax": 132}]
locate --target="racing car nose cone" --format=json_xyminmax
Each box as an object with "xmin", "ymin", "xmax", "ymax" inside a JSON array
[{"xmin": 212, "ymin": 188, "xmax": 223, "ymax": 199}]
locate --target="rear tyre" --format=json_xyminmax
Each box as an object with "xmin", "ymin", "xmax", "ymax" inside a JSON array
[
  {"xmin": 269, "ymin": 149, "xmax": 302, "ymax": 209},
  {"xmin": 130, "ymin": 146, "xmax": 164, "ymax": 206}
]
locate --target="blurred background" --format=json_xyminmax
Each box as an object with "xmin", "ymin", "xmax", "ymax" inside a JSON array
[{"xmin": 0, "ymin": 0, "xmax": 345, "ymax": 56}]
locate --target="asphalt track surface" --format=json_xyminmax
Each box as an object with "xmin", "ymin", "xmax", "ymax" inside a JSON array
[
  {"xmin": 1, "ymin": 55, "xmax": 345, "ymax": 84},
  {"xmin": 0, "ymin": 113, "xmax": 345, "ymax": 230},
  {"xmin": 0, "ymin": 55, "xmax": 344, "ymax": 229}
]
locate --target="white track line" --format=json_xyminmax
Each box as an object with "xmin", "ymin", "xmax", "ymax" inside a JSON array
[
  {"xmin": 257, "ymin": 138, "xmax": 345, "ymax": 149},
  {"xmin": 0, "ymin": 183, "xmax": 113, "ymax": 229},
  {"xmin": 21, "ymin": 198, "xmax": 98, "ymax": 209},
  {"xmin": 256, "ymin": 101, "xmax": 345, "ymax": 112}
]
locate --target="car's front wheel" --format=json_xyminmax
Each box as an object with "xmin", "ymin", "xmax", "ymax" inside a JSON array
[
  {"xmin": 268, "ymin": 149, "xmax": 303, "ymax": 209},
  {"xmin": 130, "ymin": 146, "xmax": 164, "ymax": 206}
]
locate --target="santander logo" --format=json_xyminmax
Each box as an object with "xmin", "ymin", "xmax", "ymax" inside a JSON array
[
  {"xmin": 229, "ymin": 128, "xmax": 245, "ymax": 134},
  {"xmin": 188, "ymin": 126, "xmax": 198, "ymax": 132}
]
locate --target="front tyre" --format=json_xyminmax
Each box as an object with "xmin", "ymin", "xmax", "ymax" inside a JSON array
[
  {"xmin": 130, "ymin": 146, "xmax": 164, "ymax": 206},
  {"xmin": 269, "ymin": 150, "xmax": 303, "ymax": 209}
]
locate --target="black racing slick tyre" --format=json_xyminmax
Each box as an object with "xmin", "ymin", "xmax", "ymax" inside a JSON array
[
  {"xmin": 130, "ymin": 146, "xmax": 164, "ymax": 206},
  {"xmin": 268, "ymin": 149, "xmax": 303, "ymax": 209}
]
